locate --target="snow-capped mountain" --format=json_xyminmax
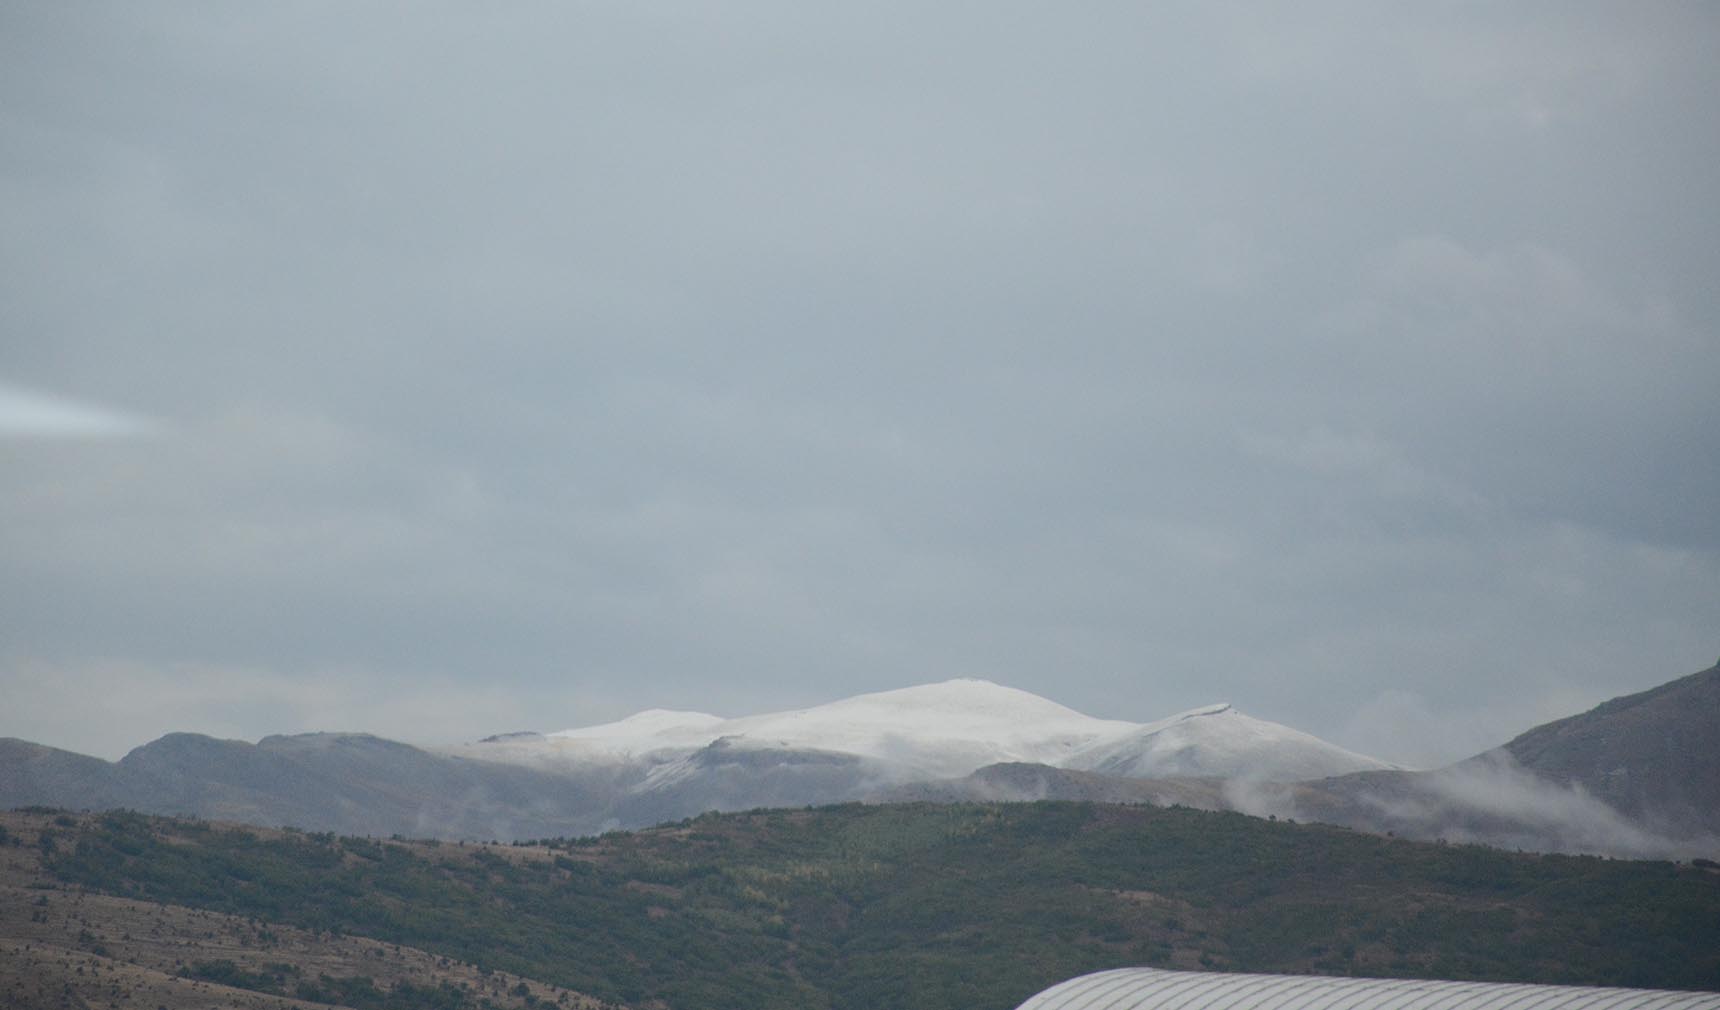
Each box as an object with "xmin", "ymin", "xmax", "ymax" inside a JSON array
[
  {"xmin": 1063, "ymin": 703, "xmax": 1390, "ymax": 781},
  {"xmin": 460, "ymin": 679, "xmax": 1393, "ymax": 785},
  {"xmin": 7, "ymin": 664, "xmax": 1712, "ymax": 857},
  {"xmin": 549, "ymin": 679, "xmax": 1139, "ymax": 779}
]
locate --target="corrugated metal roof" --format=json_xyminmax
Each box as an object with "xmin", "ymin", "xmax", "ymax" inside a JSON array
[{"xmin": 1017, "ymin": 969, "xmax": 1720, "ymax": 1010}]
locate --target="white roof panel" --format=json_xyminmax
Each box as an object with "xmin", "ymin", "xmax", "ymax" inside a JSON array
[{"xmin": 1017, "ymin": 969, "xmax": 1720, "ymax": 1010}]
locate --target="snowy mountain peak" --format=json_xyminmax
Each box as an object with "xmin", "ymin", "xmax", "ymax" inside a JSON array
[
  {"xmin": 1066, "ymin": 704, "xmax": 1392, "ymax": 782},
  {"xmin": 460, "ymin": 680, "xmax": 1391, "ymax": 786},
  {"xmin": 538, "ymin": 678, "xmax": 1139, "ymax": 778}
]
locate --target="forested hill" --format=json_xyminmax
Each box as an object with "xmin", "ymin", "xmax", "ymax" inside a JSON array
[{"xmin": 8, "ymin": 802, "xmax": 1720, "ymax": 1010}]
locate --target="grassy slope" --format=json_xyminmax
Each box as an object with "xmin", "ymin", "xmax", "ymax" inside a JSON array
[{"xmin": 21, "ymin": 802, "xmax": 1720, "ymax": 1010}]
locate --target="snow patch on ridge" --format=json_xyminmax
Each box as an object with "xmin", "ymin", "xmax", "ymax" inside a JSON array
[
  {"xmin": 1065, "ymin": 704, "xmax": 1392, "ymax": 782},
  {"xmin": 549, "ymin": 679, "xmax": 1141, "ymax": 780},
  {"xmin": 550, "ymin": 709, "xmax": 724, "ymax": 755},
  {"xmin": 459, "ymin": 678, "xmax": 1393, "ymax": 785}
]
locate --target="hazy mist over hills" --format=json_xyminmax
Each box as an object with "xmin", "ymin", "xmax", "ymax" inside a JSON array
[{"xmin": 5, "ymin": 663, "xmax": 1715, "ymax": 858}]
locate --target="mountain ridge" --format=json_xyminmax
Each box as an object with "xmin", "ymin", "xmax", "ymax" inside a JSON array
[
  {"xmin": 471, "ymin": 677, "xmax": 1393, "ymax": 785},
  {"xmin": 4, "ymin": 665, "xmax": 1716, "ymax": 857}
]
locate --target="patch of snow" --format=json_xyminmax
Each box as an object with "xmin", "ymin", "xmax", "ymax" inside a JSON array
[
  {"xmin": 1064, "ymin": 704, "xmax": 1394, "ymax": 781},
  {"xmin": 548, "ymin": 709, "xmax": 724, "ymax": 755},
  {"xmin": 525, "ymin": 679, "xmax": 1139, "ymax": 778},
  {"xmin": 696, "ymin": 679, "xmax": 1141, "ymax": 778},
  {"xmin": 451, "ymin": 709, "xmax": 721, "ymax": 767}
]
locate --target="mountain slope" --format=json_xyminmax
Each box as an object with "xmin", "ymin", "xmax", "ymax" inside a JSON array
[
  {"xmin": 1285, "ymin": 662, "xmax": 1720, "ymax": 855},
  {"xmin": 875, "ymin": 761, "xmax": 1229, "ymax": 808},
  {"xmin": 0, "ymin": 738, "xmax": 135, "ymax": 810},
  {"xmin": 1500, "ymin": 661, "xmax": 1720, "ymax": 835}
]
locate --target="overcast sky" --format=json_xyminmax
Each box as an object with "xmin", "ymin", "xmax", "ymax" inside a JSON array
[{"xmin": 3, "ymin": 2, "xmax": 1715, "ymax": 768}]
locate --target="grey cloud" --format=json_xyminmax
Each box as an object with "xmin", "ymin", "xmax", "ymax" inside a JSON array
[{"xmin": 1, "ymin": 3, "xmax": 1716, "ymax": 765}]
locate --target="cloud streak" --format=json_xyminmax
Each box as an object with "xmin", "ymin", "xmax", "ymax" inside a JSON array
[{"xmin": 0, "ymin": 384, "xmax": 157, "ymax": 438}]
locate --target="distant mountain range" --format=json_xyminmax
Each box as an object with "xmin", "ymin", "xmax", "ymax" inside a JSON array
[{"xmin": 3, "ymin": 664, "xmax": 1716, "ymax": 857}]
